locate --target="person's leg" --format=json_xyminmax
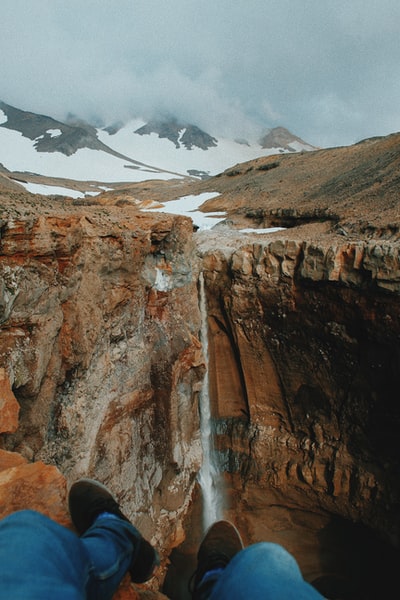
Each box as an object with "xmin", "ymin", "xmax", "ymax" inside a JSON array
[
  {"xmin": 191, "ymin": 520, "xmax": 244, "ymax": 600},
  {"xmin": 68, "ymin": 478, "xmax": 159, "ymax": 594},
  {"xmin": 80, "ymin": 513, "xmax": 144, "ymax": 599},
  {"xmin": 0, "ymin": 510, "xmax": 150, "ymax": 600},
  {"xmin": 0, "ymin": 480, "xmax": 159, "ymax": 600},
  {"xmin": 0, "ymin": 509, "xmax": 88, "ymax": 600},
  {"xmin": 208, "ymin": 542, "xmax": 325, "ymax": 600}
]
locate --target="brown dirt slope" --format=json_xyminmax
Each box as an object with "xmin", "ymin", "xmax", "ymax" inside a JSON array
[{"xmin": 194, "ymin": 132, "xmax": 400, "ymax": 237}]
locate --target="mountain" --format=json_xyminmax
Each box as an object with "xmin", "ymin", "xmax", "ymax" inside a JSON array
[
  {"xmin": 134, "ymin": 118, "xmax": 218, "ymax": 150},
  {"xmin": 0, "ymin": 101, "xmax": 102, "ymax": 156},
  {"xmin": 259, "ymin": 126, "xmax": 316, "ymax": 152},
  {"xmin": 0, "ymin": 100, "xmax": 316, "ymax": 197}
]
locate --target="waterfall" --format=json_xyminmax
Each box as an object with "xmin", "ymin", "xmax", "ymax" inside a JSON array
[{"xmin": 198, "ymin": 271, "xmax": 224, "ymax": 531}]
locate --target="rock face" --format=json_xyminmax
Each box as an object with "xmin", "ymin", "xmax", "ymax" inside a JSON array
[
  {"xmin": 135, "ymin": 119, "xmax": 218, "ymax": 151},
  {"xmin": 259, "ymin": 126, "xmax": 316, "ymax": 151},
  {"xmin": 196, "ymin": 232, "xmax": 400, "ymax": 598},
  {"xmin": 0, "ymin": 367, "xmax": 20, "ymax": 433},
  {"xmin": 0, "ymin": 204, "xmax": 203, "ymax": 598},
  {"xmin": 0, "ymin": 100, "xmax": 103, "ymax": 156}
]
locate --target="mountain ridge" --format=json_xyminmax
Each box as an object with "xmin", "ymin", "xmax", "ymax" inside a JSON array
[
  {"xmin": 0, "ymin": 100, "xmax": 316, "ymax": 196},
  {"xmin": 134, "ymin": 118, "xmax": 218, "ymax": 150},
  {"xmin": 0, "ymin": 101, "xmax": 184, "ymax": 176}
]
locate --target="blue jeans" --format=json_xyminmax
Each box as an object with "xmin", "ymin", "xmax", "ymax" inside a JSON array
[
  {"xmin": 200, "ymin": 542, "xmax": 325, "ymax": 600},
  {"xmin": 0, "ymin": 509, "xmax": 141, "ymax": 600}
]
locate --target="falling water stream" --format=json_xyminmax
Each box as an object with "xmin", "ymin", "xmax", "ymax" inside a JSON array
[{"xmin": 198, "ymin": 272, "xmax": 224, "ymax": 532}]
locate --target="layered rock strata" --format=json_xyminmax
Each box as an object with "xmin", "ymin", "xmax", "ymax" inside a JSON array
[
  {"xmin": 195, "ymin": 229, "xmax": 400, "ymax": 598},
  {"xmin": 0, "ymin": 206, "xmax": 203, "ymax": 597}
]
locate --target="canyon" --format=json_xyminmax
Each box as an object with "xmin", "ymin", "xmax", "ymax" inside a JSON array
[{"xmin": 1, "ymin": 132, "xmax": 400, "ymax": 599}]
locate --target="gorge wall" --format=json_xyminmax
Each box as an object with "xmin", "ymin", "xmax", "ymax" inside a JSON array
[
  {"xmin": 0, "ymin": 204, "xmax": 205, "ymax": 597},
  {"xmin": 0, "ymin": 192, "xmax": 399, "ymax": 599},
  {"xmin": 193, "ymin": 228, "xmax": 400, "ymax": 599}
]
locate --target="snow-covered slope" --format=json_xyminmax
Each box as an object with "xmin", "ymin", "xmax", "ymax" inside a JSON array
[
  {"xmin": 0, "ymin": 101, "xmax": 316, "ymax": 196},
  {"xmin": 0, "ymin": 120, "xmax": 176, "ymax": 182},
  {"xmin": 97, "ymin": 120, "xmax": 300, "ymax": 178}
]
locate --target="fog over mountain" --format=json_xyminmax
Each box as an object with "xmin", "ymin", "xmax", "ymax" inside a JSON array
[{"xmin": 2, "ymin": 1, "xmax": 400, "ymax": 148}]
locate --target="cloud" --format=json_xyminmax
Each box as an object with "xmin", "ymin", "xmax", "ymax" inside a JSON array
[{"xmin": 1, "ymin": 0, "xmax": 400, "ymax": 147}]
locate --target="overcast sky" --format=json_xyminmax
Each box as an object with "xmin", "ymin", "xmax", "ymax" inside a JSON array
[{"xmin": 2, "ymin": 0, "xmax": 400, "ymax": 147}]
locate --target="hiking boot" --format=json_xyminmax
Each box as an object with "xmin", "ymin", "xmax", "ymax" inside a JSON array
[
  {"xmin": 190, "ymin": 520, "xmax": 244, "ymax": 599},
  {"xmin": 68, "ymin": 478, "xmax": 159, "ymax": 583}
]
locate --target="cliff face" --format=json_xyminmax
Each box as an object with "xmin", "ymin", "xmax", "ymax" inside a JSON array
[
  {"xmin": 196, "ymin": 230, "xmax": 400, "ymax": 597},
  {"xmin": 1, "ymin": 210, "xmax": 400, "ymax": 598},
  {"xmin": 0, "ymin": 206, "xmax": 204, "ymax": 581}
]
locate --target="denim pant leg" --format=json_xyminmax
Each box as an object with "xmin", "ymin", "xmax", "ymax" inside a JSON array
[
  {"xmin": 81, "ymin": 513, "xmax": 142, "ymax": 600},
  {"xmin": 0, "ymin": 510, "xmax": 140, "ymax": 600},
  {"xmin": 208, "ymin": 542, "xmax": 325, "ymax": 600},
  {"xmin": 0, "ymin": 510, "xmax": 88, "ymax": 600}
]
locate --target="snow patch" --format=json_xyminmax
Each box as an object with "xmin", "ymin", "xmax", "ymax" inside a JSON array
[
  {"xmin": 0, "ymin": 110, "xmax": 7, "ymax": 125},
  {"xmin": 144, "ymin": 192, "xmax": 225, "ymax": 230},
  {"xmin": 46, "ymin": 128, "xmax": 62, "ymax": 138},
  {"xmin": 238, "ymin": 227, "xmax": 286, "ymax": 234},
  {"xmin": 289, "ymin": 140, "xmax": 315, "ymax": 152},
  {"xmin": 19, "ymin": 181, "xmax": 85, "ymax": 198},
  {"xmin": 144, "ymin": 193, "xmax": 287, "ymax": 234},
  {"xmin": 178, "ymin": 128, "xmax": 187, "ymax": 144}
]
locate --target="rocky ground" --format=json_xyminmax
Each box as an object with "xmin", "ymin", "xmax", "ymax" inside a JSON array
[
  {"xmin": 2, "ymin": 131, "xmax": 399, "ymax": 235},
  {"xmin": 86, "ymin": 131, "xmax": 400, "ymax": 235}
]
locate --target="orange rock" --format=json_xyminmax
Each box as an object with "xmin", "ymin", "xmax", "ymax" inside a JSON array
[
  {"xmin": 0, "ymin": 448, "xmax": 27, "ymax": 472},
  {"xmin": 113, "ymin": 575, "xmax": 140, "ymax": 600},
  {"xmin": 0, "ymin": 368, "xmax": 20, "ymax": 433},
  {"xmin": 114, "ymin": 579, "xmax": 170, "ymax": 600},
  {"xmin": 0, "ymin": 461, "xmax": 70, "ymax": 526}
]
